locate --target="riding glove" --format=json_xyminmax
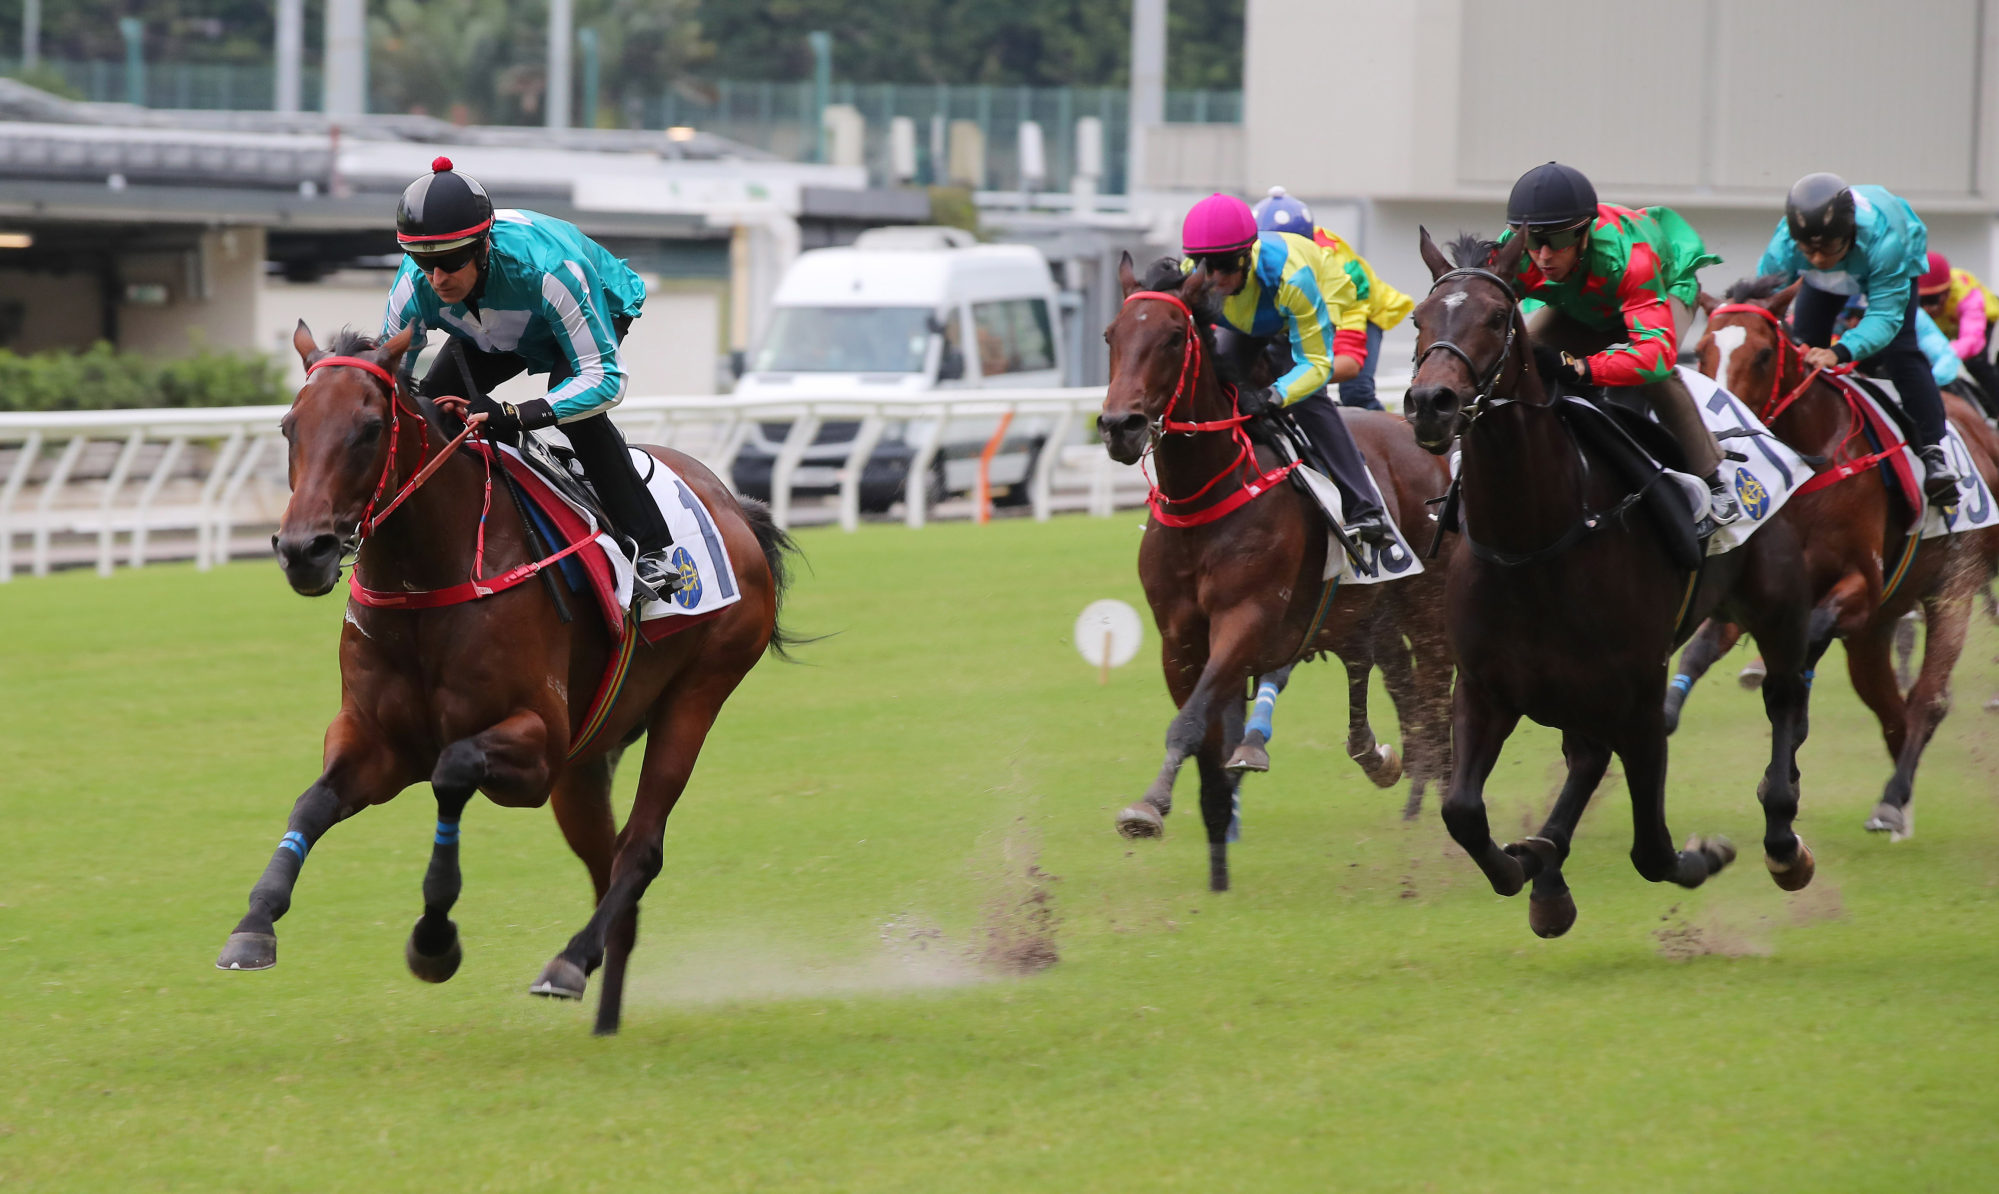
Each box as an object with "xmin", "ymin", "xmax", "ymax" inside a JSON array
[
  {"xmin": 472, "ymin": 395, "xmax": 558, "ymax": 435},
  {"xmin": 1237, "ymin": 385, "xmax": 1287, "ymax": 417},
  {"xmin": 1532, "ymin": 344, "xmax": 1592, "ymax": 387}
]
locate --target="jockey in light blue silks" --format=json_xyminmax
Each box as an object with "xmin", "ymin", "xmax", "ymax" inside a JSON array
[
  {"xmin": 383, "ymin": 156, "xmax": 680, "ymax": 595},
  {"xmin": 1756, "ymin": 173, "xmax": 1961, "ymax": 507}
]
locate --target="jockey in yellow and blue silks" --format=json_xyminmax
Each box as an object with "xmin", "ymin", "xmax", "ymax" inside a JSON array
[
  {"xmin": 383, "ymin": 157, "xmax": 679, "ymax": 596},
  {"xmin": 1252, "ymin": 186, "xmax": 1415, "ymax": 412},
  {"xmin": 1755, "ymin": 173, "xmax": 1960, "ymax": 507},
  {"xmin": 1178, "ymin": 192, "xmax": 1390, "ymax": 545}
]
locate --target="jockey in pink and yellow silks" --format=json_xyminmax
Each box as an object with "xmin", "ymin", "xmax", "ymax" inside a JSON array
[{"xmin": 1176, "ymin": 192, "xmax": 1391, "ymax": 546}]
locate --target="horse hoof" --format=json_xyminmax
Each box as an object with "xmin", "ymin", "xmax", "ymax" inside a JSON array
[
  {"xmin": 1528, "ymin": 890, "xmax": 1577, "ymax": 938},
  {"xmin": 1738, "ymin": 661, "xmax": 1767, "ymax": 690},
  {"xmin": 1400, "ymin": 789, "xmax": 1424, "ymax": 822},
  {"xmin": 1225, "ymin": 741, "xmax": 1270, "ymax": 774},
  {"xmin": 1365, "ymin": 743, "xmax": 1404, "ymax": 789},
  {"xmin": 529, "ymin": 957, "xmax": 588, "ymax": 1001},
  {"xmin": 1116, "ymin": 803, "xmax": 1164, "ymax": 839},
  {"xmin": 1863, "ymin": 802, "xmax": 1912, "ymax": 841},
  {"xmin": 1686, "ymin": 833, "xmax": 1737, "ymax": 873},
  {"xmin": 216, "ymin": 931, "xmax": 277, "ymax": 972},
  {"xmin": 1765, "ymin": 837, "xmax": 1816, "ymax": 892},
  {"xmin": 405, "ymin": 921, "xmax": 463, "ymax": 984}
]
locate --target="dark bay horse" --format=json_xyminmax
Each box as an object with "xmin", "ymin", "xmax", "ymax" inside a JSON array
[
  {"xmin": 1403, "ymin": 231, "xmax": 1820, "ymax": 937},
  {"xmin": 215, "ymin": 322, "xmax": 799, "ymax": 1035},
  {"xmin": 1098, "ymin": 255, "xmax": 1456, "ymax": 892},
  {"xmin": 1668, "ymin": 278, "xmax": 1999, "ymax": 838}
]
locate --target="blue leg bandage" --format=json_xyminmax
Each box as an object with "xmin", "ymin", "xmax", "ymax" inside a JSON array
[
  {"xmin": 1669, "ymin": 673, "xmax": 1694, "ymax": 695},
  {"xmin": 1246, "ymin": 680, "xmax": 1280, "ymax": 742},
  {"xmin": 278, "ymin": 831, "xmax": 310, "ymax": 861},
  {"xmin": 1801, "ymin": 668, "xmax": 1815, "ymax": 691},
  {"xmin": 434, "ymin": 819, "xmax": 461, "ymax": 847}
]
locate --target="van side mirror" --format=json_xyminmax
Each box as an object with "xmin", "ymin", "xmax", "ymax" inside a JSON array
[{"xmin": 937, "ymin": 346, "xmax": 965, "ymax": 381}]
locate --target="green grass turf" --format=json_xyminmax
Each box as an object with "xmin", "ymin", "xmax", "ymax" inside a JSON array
[{"xmin": 4, "ymin": 513, "xmax": 1999, "ymax": 1192}]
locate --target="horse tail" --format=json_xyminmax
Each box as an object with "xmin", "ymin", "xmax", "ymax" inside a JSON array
[{"xmin": 736, "ymin": 495, "xmax": 812, "ymax": 662}]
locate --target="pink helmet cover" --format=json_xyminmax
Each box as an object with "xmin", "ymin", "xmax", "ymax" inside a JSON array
[{"xmin": 1182, "ymin": 193, "xmax": 1259, "ymax": 255}]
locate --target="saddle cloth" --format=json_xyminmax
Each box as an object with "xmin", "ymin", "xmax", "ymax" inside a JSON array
[
  {"xmin": 1674, "ymin": 367, "xmax": 1811, "ymax": 556},
  {"xmin": 498, "ymin": 438, "xmax": 742, "ymax": 642},
  {"xmin": 1295, "ymin": 462, "xmax": 1426, "ymax": 585},
  {"xmin": 1830, "ymin": 376, "xmax": 1999, "ymax": 540}
]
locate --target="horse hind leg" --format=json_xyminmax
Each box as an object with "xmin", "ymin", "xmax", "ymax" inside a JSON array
[
  {"xmin": 522, "ymin": 751, "xmax": 622, "ymax": 1001},
  {"xmin": 1619, "ymin": 729, "xmax": 1736, "ymax": 889},
  {"xmin": 1197, "ymin": 751, "xmax": 1241, "ymax": 892},
  {"xmin": 1870, "ymin": 593, "xmax": 1973, "ymax": 841},
  {"xmin": 409, "ymin": 710, "xmax": 553, "ymax": 984},
  {"xmin": 1664, "ymin": 619, "xmax": 1738, "ymax": 735},
  {"xmin": 1346, "ymin": 644, "xmax": 1405, "ymax": 790},
  {"xmin": 1226, "ymin": 662, "xmax": 1295, "ymax": 775}
]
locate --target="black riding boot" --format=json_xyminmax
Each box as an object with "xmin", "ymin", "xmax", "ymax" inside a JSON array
[
  {"xmin": 1284, "ymin": 394, "xmax": 1390, "ymax": 540},
  {"xmin": 563, "ymin": 414, "xmax": 679, "ymax": 594}
]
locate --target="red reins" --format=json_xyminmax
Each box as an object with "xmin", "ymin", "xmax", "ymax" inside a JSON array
[
  {"xmin": 1705, "ymin": 304, "xmax": 1904, "ymax": 497},
  {"xmin": 1120, "ymin": 290, "xmax": 1300, "ymax": 527},
  {"xmin": 300, "ymin": 353, "xmax": 594, "ymax": 610}
]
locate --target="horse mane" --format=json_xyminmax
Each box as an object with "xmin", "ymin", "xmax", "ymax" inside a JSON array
[
  {"xmin": 1447, "ymin": 233, "xmax": 1498, "ymax": 269},
  {"xmin": 1134, "ymin": 255, "xmax": 1246, "ymax": 384},
  {"xmin": 324, "ymin": 326, "xmax": 382, "ymax": 357},
  {"xmin": 1723, "ymin": 274, "xmax": 1791, "ymax": 303}
]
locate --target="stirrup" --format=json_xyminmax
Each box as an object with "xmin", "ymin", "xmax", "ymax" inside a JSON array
[
  {"xmin": 632, "ymin": 549, "xmax": 685, "ymax": 599},
  {"xmin": 1705, "ymin": 478, "xmax": 1742, "ymax": 526}
]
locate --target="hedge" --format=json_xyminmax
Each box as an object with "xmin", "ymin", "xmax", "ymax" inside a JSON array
[{"xmin": 0, "ymin": 344, "xmax": 288, "ymax": 412}]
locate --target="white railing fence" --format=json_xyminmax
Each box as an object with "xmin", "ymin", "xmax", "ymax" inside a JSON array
[{"xmin": 0, "ymin": 379, "xmax": 1409, "ymax": 580}]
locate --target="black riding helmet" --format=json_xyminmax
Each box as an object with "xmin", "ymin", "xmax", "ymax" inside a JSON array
[
  {"xmin": 396, "ymin": 156, "xmax": 494, "ymax": 259},
  {"xmin": 1507, "ymin": 161, "xmax": 1598, "ymax": 229},
  {"xmin": 1785, "ymin": 172, "xmax": 1856, "ymax": 246}
]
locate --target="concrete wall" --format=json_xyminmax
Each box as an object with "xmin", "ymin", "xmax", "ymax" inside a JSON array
[
  {"xmin": 0, "ymin": 269, "xmax": 101, "ymax": 354},
  {"xmin": 120, "ymin": 227, "xmax": 266, "ymax": 358}
]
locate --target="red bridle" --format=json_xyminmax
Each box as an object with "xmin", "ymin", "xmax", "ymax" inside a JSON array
[
  {"xmin": 1706, "ymin": 303, "xmax": 1850, "ymax": 424},
  {"xmin": 1118, "ymin": 290, "xmax": 1299, "ymax": 527}
]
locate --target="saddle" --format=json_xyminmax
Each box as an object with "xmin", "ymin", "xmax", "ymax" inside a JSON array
[{"xmin": 1516, "ymin": 380, "xmax": 1705, "ymax": 572}]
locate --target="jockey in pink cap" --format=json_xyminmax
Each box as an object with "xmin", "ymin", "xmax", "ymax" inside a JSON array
[{"xmin": 1178, "ymin": 192, "xmax": 1390, "ymax": 545}]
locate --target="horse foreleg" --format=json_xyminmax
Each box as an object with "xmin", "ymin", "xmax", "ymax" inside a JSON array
[
  {"xmin": 1869, "ymin": 593, "xmax": 1973, "ymax": 840},
  {"xmin": 1344, "ymin": 647, "xmax": 1405, "ymax": 790},
  {"xmin": 216, "ymin": 713, "xmax": 409, "ymax": 972},
  {"xmin": 1664, "ymin": 619, "xmax": 1736, "ymax": 734},
  {"xmin": 406, "ymin": 710, "xmax": 553, "ymax": 983},
  {"xmin": 1225, "ymin": 661, "xmax": 1296, "ymax": 775},
  {"xmin": 1438, "ymin": 677, "xmax": 1527, "ymax": 897},
  {"xmin": 1525, "ymin": 731, "xmax": 1612, "ymax": 939},
  {"xmin": 1618, "ymin": 727, "xmax": 1735, "ymax": 888},
  {"xmin": 550, "ymin": 748, "xmax": 620, "ymax": 903},
  {"xmin": 1121, "ymin": 620, "xmax": 1260, "ymax": 872},
  {"xmin": 536, "ymin": 683, "xmax": 731, "ymax": 1035}
]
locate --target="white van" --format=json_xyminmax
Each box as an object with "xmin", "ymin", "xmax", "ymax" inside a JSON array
[{"xmin": 729, "ymin": 226, "xmax": 1066, "ymax": 513}]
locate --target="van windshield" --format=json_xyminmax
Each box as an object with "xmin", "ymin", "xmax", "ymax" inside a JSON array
[{"xmin": 752, "ymin": 307, "xmax": 933, "ymax": 373}]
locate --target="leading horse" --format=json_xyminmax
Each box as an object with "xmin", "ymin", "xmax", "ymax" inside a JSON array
[
  {"xmin": 1098, "ymin": 255, "xmax": 1456, "ymax": 892},
  {"xmin": 1403, "ymin": 231, "xmax": 1819, "ymax": 937},
  {"xmin": 1667, "ymin": 278, "xmax": 1999, "ymax": 838},
  {"xmin": 215, "ymin": 322, "xmax": 800, "ymax": 1035}
]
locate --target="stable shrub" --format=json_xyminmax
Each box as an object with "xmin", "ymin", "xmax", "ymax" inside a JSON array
[{"xmin": 0, "ymin": 344, "xmax": 287, "ymax": 412}]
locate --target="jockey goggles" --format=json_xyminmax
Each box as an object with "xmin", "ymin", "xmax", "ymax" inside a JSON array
[
  {"xmin": 405, "ymin": 242, "xmax": 480, "ymax": 274},
  {"xmin": 1517, "ymin": 220, "xmax": 1590, "ymax": 251},
  {"xmin": 1187, "ymin": 249, "xmax": 1250, "ymax": 274}
]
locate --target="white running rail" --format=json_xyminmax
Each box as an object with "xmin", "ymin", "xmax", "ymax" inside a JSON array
[{"xmin": 0, "ymin": 379, "xmax": 1409, "ymax": 580}]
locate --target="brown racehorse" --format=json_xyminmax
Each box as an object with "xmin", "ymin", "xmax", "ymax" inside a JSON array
[
  {"xmin": 1097, "ymin": 255, "xmax": 1456, "ymax": 893},
  {"xmin": 1403, "ymin": 231, "xmax": 1820, "ymax": 938},
  {"xmin": 1666, "ymin": 278, "xmax": 1999, "ymax": 838},
  {"xmin": 214, "ymin": 323, "xmax": 800, "ymax": 1036}
]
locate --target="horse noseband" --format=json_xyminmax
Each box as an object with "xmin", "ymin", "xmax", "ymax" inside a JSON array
[{"xmin": 1413, "ymin": 266, "xmax": 1522, "ymax": 421}]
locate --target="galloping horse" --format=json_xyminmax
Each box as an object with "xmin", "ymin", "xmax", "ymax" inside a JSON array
[
  {"xmin": 215, "ymin": 323, "xmax": 800, "ymax": 1035},
  {"xmin": 1668, "ymin": 278, "xmax": 1999, "ymax": 837},
  {"xmin": 1098, "ymin": 255, "xmax": 1455, "ymax": 892},
  {"xmin": 1404, "ymin": 231, "xmax": 1819, "ymax": 937}
]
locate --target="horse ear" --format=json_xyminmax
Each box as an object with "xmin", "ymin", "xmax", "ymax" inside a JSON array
[
  {"xmin": 1179, "ymin": 259, "xmax": 1214, "ymax": 306},
  {"xmin": 1768, "ymin": 279, "xmax": 1803, "ymax": 320},
  {"xmin": 1490, "ymin": 233, "xmax": 1526, "ymax": 277},
  {"xmin": 377, "ymin": 323, "xmax": 417, "ymax": 375},
  {"xmin": 1696, "ymin": 290, "xmax": 1719, "ymax": 316},
  {"xmin": 292, "ymin": 320, "xmax": 319, "ymax": 368},
  {"xmin": 1418, "ymin": 226, "xmax": 1452, "ymax": 280},
  {"xmin": 1117, "ymin": 250, "xmax": 1139, "ymax": 297}
]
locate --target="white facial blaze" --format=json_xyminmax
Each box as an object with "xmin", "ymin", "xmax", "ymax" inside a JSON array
[
  {"xmin": 1442, "ymin": 292, "xmax": 1468, "ymax": 311},
  {"xmin": 1711, "ymin": 324, "xmax": 1747, "ymax": 386}
]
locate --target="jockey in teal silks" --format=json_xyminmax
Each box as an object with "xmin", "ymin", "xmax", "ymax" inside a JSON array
[
  {"xmin": 382, "ymin": 156, "xmax": 680, "ymax": 596},
  {"xmin": 1755, "ymin": 173, "xmax": 1961, "ymax": 507}
]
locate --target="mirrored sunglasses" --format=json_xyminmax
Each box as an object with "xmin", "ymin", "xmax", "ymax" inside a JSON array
[{"xmin": 1520, "ymin": 221, "xmax": 1590, "ymax": 251}]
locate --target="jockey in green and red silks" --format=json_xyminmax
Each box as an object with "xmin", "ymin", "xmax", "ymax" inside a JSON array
[{"xmin": 1497, "ymin": 162, "xmax": 1742, "ymax": 527}]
